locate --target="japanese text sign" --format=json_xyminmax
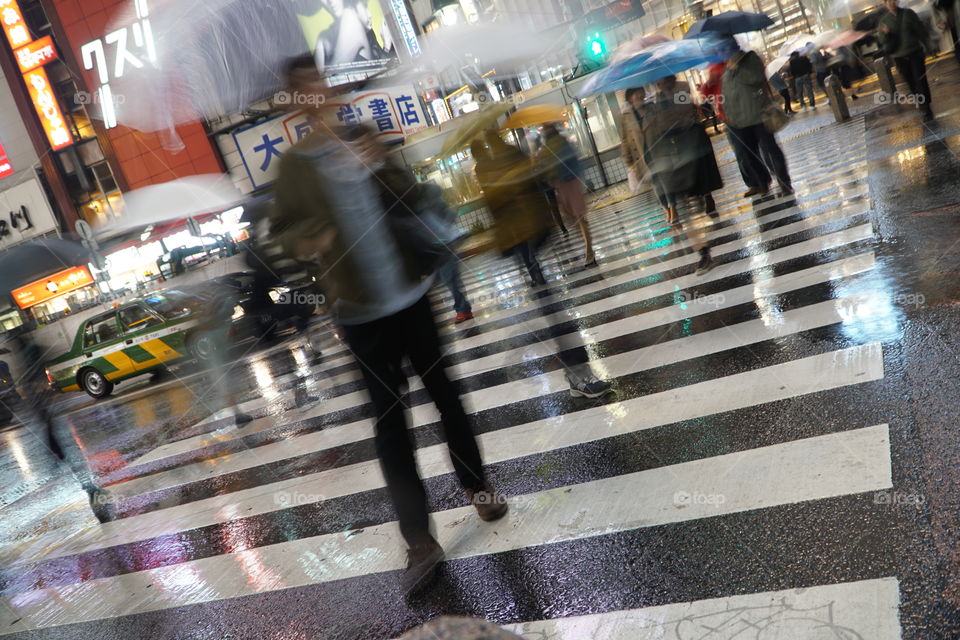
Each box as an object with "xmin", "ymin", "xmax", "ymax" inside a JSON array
[
  {"xmin": 12, "ymin": 265, "xmax": 94, "ymax": 309},
  {"xmin": 0, "ymin": 140, "xmax": 12, "ymax": 179},
  {"xmin": 14, "ymin": 35, "xmax": 57, "ymax": 73},
  {"xmin": 0, "ymin": 0, "xmax": 29, "ymax": 50},
  {"xmin": 23, "ymin": 67, "xmax": 73, "ymax": 150}
]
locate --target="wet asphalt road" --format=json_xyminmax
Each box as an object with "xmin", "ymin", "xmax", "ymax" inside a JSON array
[{"xmin": 1, "ymin": 58, "xmax": 960, "ymax": 639}]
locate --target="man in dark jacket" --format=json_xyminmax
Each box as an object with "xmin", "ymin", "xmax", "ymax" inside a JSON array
[
  {"xmin": 880, "ymin": 0, "xmax": 934, "ymax": 120},
  {"xmin": 273, "ymin": 55, "xmax": 507, "ymax": 596},
  {"xmin": 788, "ymin": 51, "xmax": 816, "ymax": 108}
]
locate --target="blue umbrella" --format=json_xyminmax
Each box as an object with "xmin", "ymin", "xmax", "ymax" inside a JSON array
[
  {"xmin": 684, "ymin": 11, "xmax": 774, "ymax": 38},
  {"xmin": 576, "ymin": 36, "xmax": 729, "ymax": 97}
]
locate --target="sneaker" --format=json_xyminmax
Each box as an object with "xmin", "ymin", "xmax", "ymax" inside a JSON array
[
  {"xmin": 567, "ymin": 373, "xmax": 612, "ymax": 399},
  {"xmin": 401, "ymin": 537, "xmax": 444, "ymax": 595},
  {"xmin": 454, "ymin": 312, "xmax": 474, "ymax": 324},
  {"xmin": 695, "ymin": 251, "xmax": 715, "ymax": 276},
  {"xmin": 466, "ymin": 484, "xmax": 509, "ymax": 521}
]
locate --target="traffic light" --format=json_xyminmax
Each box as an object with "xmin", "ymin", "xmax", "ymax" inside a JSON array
[{"xmin": 585, "ymin": 31, "xmax": 607, "ymax": 61}]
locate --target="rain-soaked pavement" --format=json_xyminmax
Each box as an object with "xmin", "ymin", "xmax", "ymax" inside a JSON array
[{"xmin": 1, "ymin": 58, "xmax": 960, "ymax": 639}]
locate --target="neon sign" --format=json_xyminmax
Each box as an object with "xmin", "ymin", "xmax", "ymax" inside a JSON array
[{"xmin": 80, "ymin": 0, "xmax": 156, "ymax": 129}]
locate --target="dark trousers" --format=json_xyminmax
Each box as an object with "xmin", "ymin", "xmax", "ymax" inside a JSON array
[
  {"xmin": 727, "ymin": 123, "xmax": 792, "ymax": 191},
  {"xmin": 893, "ymin": 51, "xmax": 933, "ymax": 113},
  {"xmin": 778, "ymin": 88, "xmax": 792, "ymax": 112},
  {"xmin": 341, "ymin": 295, "xmax": 485, "ymax": 546},
  {"xmin": 438, "ymin": 260, "xmax": 471, "ymax": 315}
]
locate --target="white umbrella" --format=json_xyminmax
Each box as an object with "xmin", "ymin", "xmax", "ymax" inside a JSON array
[
  {"xmin": 765, "ymin": 56, "xmax": 790, "ymax": 79},
  {"xmin": 778, "ymin": 33, "xmax": 817, "ymax": 56},
  {"xmin": 101, "ymin": 175, "xmax": 244, "ymax": 233}
]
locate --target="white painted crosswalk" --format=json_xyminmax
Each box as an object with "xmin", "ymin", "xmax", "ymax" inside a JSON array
[{"xmin": 0, "ymin": 114, "xmax": 915, "ymax": 640}]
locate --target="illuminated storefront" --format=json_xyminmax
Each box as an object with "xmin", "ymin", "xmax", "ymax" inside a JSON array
[{"xmin": 11, "ymin": 264, "xmax": 99, "ymax": 323}]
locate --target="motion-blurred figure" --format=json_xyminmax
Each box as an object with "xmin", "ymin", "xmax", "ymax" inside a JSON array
[
  {"xmin": 538, "ymin": 123, "xmax": 597, "ymax": 268},
  {"xmin": 474, "ymin": 132, "xmax": 613, "ymax": 399},
  {"xmin": 620, "ymin": 86, "xmax": 651, "ymax": 193},
  {"xmin": 273, "ymin": 55, "xmax": 506, "ymax": 596},
  {"xmin": 789, "ymin": 51, "xmax": 816, "ymax": 109},
  {"xmin": 642, "ymin": 75, "xmax": 721, "ymax": 275},
  {"xmin": 722, "ymin": 43, "xmax": 794, "ymax": 198},
  {"xmin": 879, "ymin": 0, "xmax": 935, "ymax": 121}
]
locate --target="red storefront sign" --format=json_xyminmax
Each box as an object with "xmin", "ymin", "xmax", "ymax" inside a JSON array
[
  {"xmin": 1, "ymin": 0, "xmax": 74, "ymax": 151},
  {"xmin": 0, "ymin": 140, "xmax": 12, "ymax": 179},
  {"xmin": 23, "ymin": 67, "xmax": 73, "ymax": 150},
  {"xmin": 0, "ymin": 0, "xmax": 30, "ymax": 50},
  {"xmin": 14, "ymin": 35, "xmax": 58, "ymax": 73},
  {"xmin": 12, "ymin": 265, "xmax": 95, "ymax": 309}
]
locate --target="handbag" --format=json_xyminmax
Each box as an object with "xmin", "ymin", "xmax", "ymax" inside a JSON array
[{"xmin": 762, "ymin": 102, "xmax": 790, "ymax": 133}]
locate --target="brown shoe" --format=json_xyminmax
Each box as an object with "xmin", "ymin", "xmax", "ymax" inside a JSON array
[
  {"xmin": 401, "ymin": 537, "xmax": 444, "ymax": 595},
  {"xmin": 466, "ymin": 484, "xmax": 509, "ymax": 522}
]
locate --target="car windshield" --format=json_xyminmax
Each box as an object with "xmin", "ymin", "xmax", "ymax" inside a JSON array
[{"xmin": 143, "ymin": 291, "xmax": 204, "ymax": 319}]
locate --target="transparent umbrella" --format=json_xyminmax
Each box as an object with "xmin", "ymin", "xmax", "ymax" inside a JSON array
[{"xmin": 99, "ymin": 175, "xmax": 244, "ymax": 233}]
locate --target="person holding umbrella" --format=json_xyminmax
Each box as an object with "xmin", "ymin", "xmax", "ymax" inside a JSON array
[
  {"xmin": 879, "ymin": 0, "xmax": 935, "ymax": 121},
  {"xmin": 788, "ymin": 51, "xmax": 816, "ymax": 109},
  {"xmin": 721, "ymin": 43, "xmax": 794, "ymax": 198},
  {"xmin": 642, "ymin": 75, "xmax": 722, "ymax": 275}
]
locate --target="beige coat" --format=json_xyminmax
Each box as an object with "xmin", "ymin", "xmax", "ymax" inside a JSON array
[{"xmin": 619, "ymin": 103, "xmax": 647, "ymax": 172}]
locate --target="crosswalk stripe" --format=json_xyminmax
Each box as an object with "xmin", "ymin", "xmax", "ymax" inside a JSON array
[{"xmin": 0, "ymin": 423, "xmax": 891, "ymax": 633}]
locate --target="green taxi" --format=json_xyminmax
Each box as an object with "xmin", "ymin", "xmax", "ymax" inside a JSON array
[{"xmin": 45, "ymin": 290, "xmax": 218, "ymax": 398}]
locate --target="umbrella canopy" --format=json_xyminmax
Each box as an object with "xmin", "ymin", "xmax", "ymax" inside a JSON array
[
  {"xmin": 577, "ymin": 35, "xmax": 730, "ymax": 97},
  {"xmin": 0, "ymin": 237, "xmax": 90, "ymax": 293},
  {"xmin": 502, "ymin": 105, "xmax": 570, "ymax": 129},
  {"xmin": 828, "ymin": 30, "xmax": 869, "ymax": 48},
  {"xmin": 854, "ymin": 9, "xmax": 887, "ymax": 31},
  {"xmin": 779, "ymin": 33, "xmax": 818, "ymax": 55},
  {"xmin": 100, "ymin": 175, "xmax": 244, "ymax": 234},
  {"xmin": 440, "ymin": 103, "xmax": 513, "ymax": 157},
  {"xmin": 765, "ymin": 56, "xmax": 791, "ymax": 79},
  {"xmin": 610, "ymin": 34, "xmax": 671, "ymax": 62},
  {"xmin": 684, "ymin": 11, "xmax": 774, "ymax": 38}
]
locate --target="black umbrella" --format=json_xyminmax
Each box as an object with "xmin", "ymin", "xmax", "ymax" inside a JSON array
[
  {"xmin": 854, "ymin": 9, "xmax": 886, "ymax": 31},
  {"xmin": 0, "ymin": 237, "xmax": 90, "ymax": 294},
  {"xmin": 684, "ymin": 11, "xmax": 775, "ymax": 38}
]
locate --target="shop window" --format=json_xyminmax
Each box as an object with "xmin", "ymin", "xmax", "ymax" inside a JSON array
[
  {"xmin": 83, "ymin": 313, "xmax": 120, "ymax": 348},
  {"xmin": 119, "ymin": 305, "xmax": 163, "ymax": 333}
]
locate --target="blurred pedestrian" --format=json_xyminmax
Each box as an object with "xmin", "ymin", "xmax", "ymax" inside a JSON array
[
  {"xmin": 789, "ymin": 51, "xmax": 816, "ymax": 109},
  {"xmin": 933, "ymin": 0, "xmax": 960, "ymax": 62},
  {"xmin": 619, "ymin": 86, "xmax": 651, "ymax": 193},
  {"xmin": 721, "ymin": 45, "xmax": 794, "ymax": 198},
  {"xmin": 475, "ymin": 132, "xmax": 613, "ymax": 399},
  {"xmin": 538, "ymin": 123, "xmax": 597, "ymax": 267},
  {"xmin": 642, "ymin": 75, "xmax": 721, "ymax": 275},
  {"xmin": 273, "ymin": 55, "xmax": 507, "ymax": 596},
  {"xmin": 880, "ymin": 0, "xmax": 935, "ymax": 120},
  {"xmin": 769, "ymin": 69, "xmax": 794, "ymax": 113},
  {"xmin": 808, "ymin": 45, "xmax": 829, "ymax": 93}
]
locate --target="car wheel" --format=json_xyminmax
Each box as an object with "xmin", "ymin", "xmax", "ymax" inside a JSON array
[
  {"xmin": 188, "ymin": 333, "xmax": 217, "ymax": 362},
  {"xmin": 79, "ymin": 368, "xmax": 113, "ymax": 399}
]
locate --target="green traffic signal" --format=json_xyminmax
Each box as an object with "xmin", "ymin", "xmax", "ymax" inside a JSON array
[{"xmin": 585, "ymin": 31, "xmax": 606, "ymax": 59}]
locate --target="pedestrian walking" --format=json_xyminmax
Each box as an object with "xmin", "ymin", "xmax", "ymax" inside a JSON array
[
  {"xmin": 721, "ymin": 45, "xmax": 794, "ymax": 198},
  {"xmin": 619, "ymin": 86, "xmax": 651, "ymax": 194},
  {"xmin": 769, "ymin": 69, "xmax": 794, "ymax": 113},
  {"xmin": 809, "ymin": 45, "xmax": 829, "ymax": 93},
  {"xmin": 933, "ymin": 0, "xmax": 960, "ymax": 62},
  {"xmin": 538, "ymin": 123, "xmax": 597, "ymax": 268},
  {"xmin": 879, "ymin": 0, "xmax": 935, "ymax": 120},
  {"xmin": 642, "ymin": 75, "xmax": 722, "ymax": 275},
  {"xmin": 273, "ymin": 55, "xmax": 507, "ymax": 596},
  {"xmin": 789, "ymin": 51, "xmax": 816, "ymax": 108},
  {"xmin": 474, "ymin": 133, "xmax": 613, "ymax": 399}
]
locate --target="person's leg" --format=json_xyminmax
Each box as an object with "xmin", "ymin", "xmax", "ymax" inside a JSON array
[
  {"xmin": 727, "ymin": 126, "xmax": 765, "ymax": 193},
  {"xmin": 517, "ymin": 241, "xmax": 546, "ymax": 286},
  {"xmin": 402, "ymin": 296, "xmax": 488, "ymax": 495},
  {"xmin": 754, "ymin": 124, "xmax": 792, "ymax": 192},
  {"xmin": 805, "ymin": 77, "xmax": 816, "ymax": 106},
  {"xmin": 894, "ymin": 55, "xmax": 920, "ymax": 100},
  {"xmin": 438, "ymin": 260, "xmax": 471, "ymax": 316},
  {"xmin": 341, "ymin": 317, "xmax": 433, "ymax": 547},
  {"xmin": 780, "ymin": 88, "xmax": 792, "ymax": 112},
  {"xmin": 910, "ymin": 51, "xmax": 933, "ymax": 116},
  {"xmin": 732, "ymin": 124, "xmax": 771, "ymax": 193},
  {"xmin": 794, "ymin": 78, "xmax": 805, "ymax": 107}
]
